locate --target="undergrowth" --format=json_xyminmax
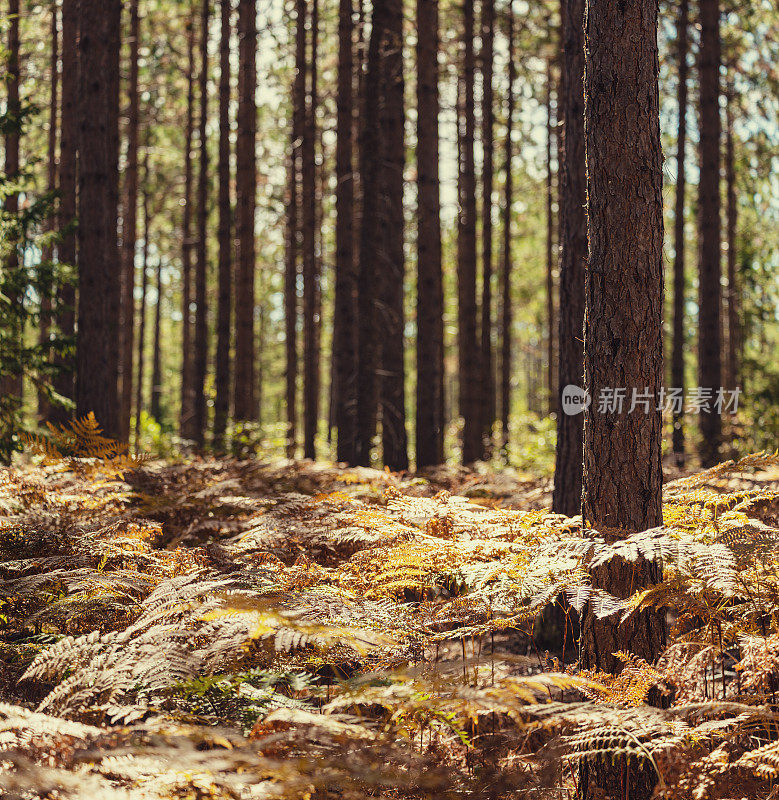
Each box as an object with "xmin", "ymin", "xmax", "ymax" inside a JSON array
[{"xmin": 1, "ymin": 421, "xmax": 778, "ymax": 798}]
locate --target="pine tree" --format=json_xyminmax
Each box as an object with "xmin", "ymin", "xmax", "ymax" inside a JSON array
[
  {"xmin": 150, "ymin": 258, "xmax": 164, "ymax": 423},
  {"xmin": 724, "ymin": 81, "xmax": 739, "ymax": 393}
]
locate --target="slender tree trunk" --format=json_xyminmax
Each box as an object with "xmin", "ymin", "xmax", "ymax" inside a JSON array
[
  {"xmin": 213, "ymin": 0, "xmax": 233, "ymax": 450},
  {"xmin": 355, "ymin": 0, "xmax": 385, "ymax": 467},
  {"xmin": 193, "ymin": 0, "xmax": 210, "ymax": 447},
  {"xmin": 302, "ymin": 0, "xmax": 320, "ymax": 459},
  {"xmin": 180, "ymin": 13, "xmax": 197, "ymax": 440},
  {"xmin": 697, "ymin": 0, "xmax": 721, "ymax": 467},
  {"xmin": 416, "ymin": 0, "xmax": 444, "ymax": 469},
  {"xmin": 39, "ymin": 1, "xmax": 59, "ymax": 420},
  {"xmin": 119, "ymin": 0, "xmax": 140, "ymax": 442},
  {"xmin": 500, "ymin": 3, "xmax": 515, "ymax": 458},
  {"xmin": 551, "ymin": 0, "xmax": 586, "ymax": 517},
  {"xmin": 545, "ymin": 59, "xmax": 556, "ymax": 417},
  {"xmin": 671, "ymin": 0, "xmax": 689, "ymax": 465},
  {"xmin": 724, "ymin": 88, "xmax": 738, "ymax": 393},
  {"xmin": 134, "ymin": 158, "xmax": 150, "ymax": 453},
  {"xmin": 233, "ymin": 0, "xmax": 258, "ymax": 423},
  {"xmin": 379, "ymin": 0, "xmax": 408, "ymax": 471},
  {"xmin": 457, "ymin": 0, "xmax": 481, "ymax": 465},
  {"xmin": 578, "ymin": 1, "xmax": 666, "ymax": 796},
  {"xmin": 75, "ymin": 0, "xmax": 122, "ymax": 439},
  {"xmin": 333, "ymin": 0, "xmax": 358, "ymax": 464},
  {"xmin": 149, "ymin": 258, "xmax": 163, "ymax": 423},
  {"xmin": 479, "ymin": 0, "xmax": 495, "ymax": 455}
]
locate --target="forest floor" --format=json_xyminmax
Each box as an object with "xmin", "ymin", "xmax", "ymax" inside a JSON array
[{"xmin": 1, "ymin": 443, "xmax": 779, "ymax": 799}]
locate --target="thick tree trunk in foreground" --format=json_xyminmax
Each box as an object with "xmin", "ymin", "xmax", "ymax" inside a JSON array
[
  {"xmin": 379, "ymin": 0, "xmax": 408, "ymax": 472},
  {"xmin": 416, "ymin": 0, "xmax": 445, "ymax": 469},
  {"xmin": 333, "ymin": 0, "xmax": 357, "ymax": 464},
  {"xmin": 192, "ymin": 0, "xmax": 211, "ymax": 448},
  {"xmin": 457, "ymin": 0, "xmax": 481, "ymax": 465},
  {"xmin": 724, "ymin": 90, "xmax": 739, "ymax": 394},
  {"xmin": 697, "ymin": 0, "xmax": 721, "ymax": 467},
  {"xmin": 671, "ymin": 0, "xmax": 689, "ymax": 466},
  {"xmin": 355, "ymin": 0, "xmax": 385, "ymax": 467},
  {"xmin": 234, "ymin": 0, "xmax": 258, "ymax": 423},
  {"xmin": 52, "ymin": 0, "xmax": 79, "ymax": 424},
  {"xmin": 213, "ymin": 0, "xmax": 233, "ymax": 450},
  {"xmin": 479, "ymin": 0, "xmax": 495, "ymax": 455},
  {"xmin": 75, "ymin": 0, "xmax": 122, "ymax": 439},
  {"xmin": 551, "ymin": 0, "xmax": 586, "ymax": 517},
  {"xmin": 119, "ymin": 0, "xmax": 140, "ymax": 442},
  {"xmin": 180, "ymin": 15, "xmax": 197, "ymax": 440},
  {"xmin": 579, "ymin": 0, "xmax": 666, "ymax": 796},
  {"xmin": 500, "ymin": 3, "xmax": 515, "ymax": 457}
]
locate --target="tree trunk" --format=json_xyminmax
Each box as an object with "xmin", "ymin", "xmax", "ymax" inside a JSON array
[
  {"xmin": 75, "ymin": 0, "xmax": 122, "ymax": 439},
  {"xmin": 193, "ymin": 0, "xmax": 210, "ymax": 448},
  {"xmin": 697, "ymin": 0, "xmax": 721, "ymax": 468},
  {"xmin": 39, "ymin": 1, "xmax": 59, "ymax": 421},
  {"xmin": 545, "ymin": 59, "xmax": 556, "ymax": 418},
  {"xmin": 134, "ymin": 157, "xmax": 150, "ymax": 453},
  {"xmin": 578, "ymin": 1, "xmax": 666, "ymax": 796},
  {"xmin": 302, "ymin": 0, "xmax": 320, "ymax": 459},
  {"xmin": 213, "ymin": 0, "xmax": 233, "ymax": 450},
  {"xmin": 457, "ymin": 0, "xmax": 481, "ymax": 465},
  {"xmin": 415, "ymin": 0, "xmax": 445, "ymax": 470},
  {"xmin": 479, "ymin": 0, "xmax": 495, "ymax": 455},
  {"xmin": 671, "ymin": 0, "xmax": 689, "ymax": 466},
  {"xmin": 119, "ymin": 0, "xmax": 140, "ymax": 442},
  {"xmin": 150, "ymin": 258, "xmax": 163, "ymax": 423},
  {"xmin": 180, "ymin": 13, "xmax": 197, "ymax": 440},
  {"xmin": 551, "ymin": 0, "xmax": 586, "ymax": 518},
  {"xmin": 724, "ymin": 87, "xmax": 738, "ymax": 393},
  {"xmin": 499, "ymin": 2, "xmax": 515, "ymax": 458},
  {"xmin": 379, "ymin": 0, "xmax": 408, "ymax": 472},
  {"xmin": 333, "ymin": 0, "xmax": 358, "ymax": 465},
  {"xmin": 233, "ymin": 0, "xmax": 258, "ymax": 423},
  {"xmin": 355, "ymin": 0, "xmax": 385, "ymax": 467}
]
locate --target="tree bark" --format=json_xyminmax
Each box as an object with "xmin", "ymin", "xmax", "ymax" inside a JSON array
[
  {"xmin": 415, "ymin": 0, "xmax": 445, "ymax": 469},
  {"xmin": 75, "ymin": 0, "xmax": 122, "ymax": 439},
  {"xmin": 150, "ymin": 258, "xmax": 163, "ymax": 423},
  {"xmin": 180, "ymin": 13, "xmax": 197, "ymax": 440},
  {"xmin": 233, "ymin": 0, "xmax": 258, "ymax": 423},
  {"xmin": 551, "ymin": 0, "xmax": 586, "ymax": 517},
  {"xmin": 193, "ymin": 0, "xmax": 210, "ymax": 448},
  {"xmin": 724, "ymin": 87, "xmax": 739, "ymax": 393},
  {"xmin": 379, "ymin": 0, "xmax": 408, "ymax": 472},
  {"xmin": 499, "ymin": 2, "xmax": 515, "ymax": 458},
  {"xmin": 578, "ymin": 1, "xmax": 666, "ymax": 796},
  {"xmin": 355, "ymin": 0, "xmax": 385, "ymax": 467},
  {"xmin": 119, "ymin": 0, "xmax": 140, "ymax": 442},
  {"xmin": 333, "ymin": 0, "xmax": 358, "ymax": 464},
  {"xmin": 134, "ymin": 156, "xmax": 150, "ymax": 453},
  {"xmin": 213, "ymin": 0, "xmax": 233, "ymax": 450},
  {"xmin": 697, "ymin": 0, "xmax": 721, "ymax": 467},
  {"xmin": 671, "ymin": 0, "xmax": 689, "ymax": 466},
  {"xmin": 479, "ymin": 0, "xmax": 495, "ymax": 455},
  {"xmin": 457, "ymin": 0, "xmax": 481, "ymax": 465},
  {"xmin": 545, "ymin": 59, "xmax": 556, "ymax": 418}
]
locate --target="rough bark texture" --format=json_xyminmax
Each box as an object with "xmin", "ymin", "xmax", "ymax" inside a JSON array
[
  {"xmin": 479, "ymin": 0, "xmax": 495, "ymax": 455},
  {"xmin": 697, "ymin": 0, "xmax": 721, "ymax": 468},
  {"xmin": 499, "ymin": 3, "xmax": 515, "ymax": 457},
  {"xmin": 134, "ymin": 163, "xmax": 150, "ymax": 453},
  {"xmin": 213, "ymin": 0, "xmax": 233, "ymax": 450},
  {"xmin": 551, "ymin": 0, "xmax": 586, "ymax": 518},
  {"xmin": 52, "ymin": 0, "xmax": 79, "ymax": 424},
  {"xmin": 355, "ymin": 0, "xmax": 385, "ymax": 467},
  {"xmin": 180, "ymin": 16, "xmax": 197, "ymax": 440},
  {"xmin": 302, "ymin": 0, "xmax": 320, "ymax": 459},
  {"xmin": 234, "ymin": 0, "xmax": 258, "ymax": 423},
  {"xmin": 671, "ymin": 0, "xmax": 688, "ymax": 465},
  {"xmin": 75, "ymin": 0, "xmax": 122, "ymax": 439},
  {"xmin": 193, "ymin": 0, "xmax": 210, "ymax": 448},
  {"xmin": 150, "ymin": 259, "xmax": 163, "ymax": 423},
  {"xmin": 333, "ymin": 0, "xmax": 357, "ymax": 465},
  {"xmin": 416, "ymin": 0, "xmax": 445, "ymax": 469},
  {"xmin": 457, "ymin": 0, "xmax": 481, "ymax": 466},
  {"xmin": 545, "ymin": 60, "xmax": 556, "ymax": 418},
  {"xmin": 119, "ymin": 0, "xmax": 140, "ymax": 442},
  {"xmin": 379, "ymin": 0, "xmax": 408, "ymax": 472},
  {"xmin": 579, "ymin": 0, "xmax": 667, "ymax": 795},
  {"xmin": 724, "ymin": 91, "xmax": 739, "ymax": 393}
]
